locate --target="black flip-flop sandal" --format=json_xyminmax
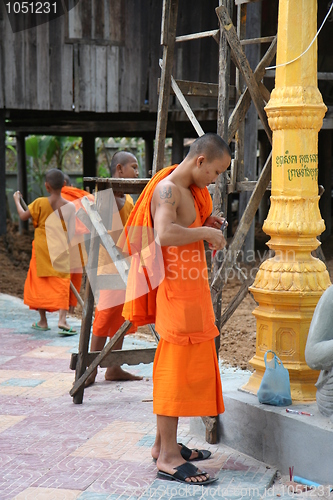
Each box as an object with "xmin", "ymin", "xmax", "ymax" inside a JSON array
[
  {"xmin": 157, "ymin": 462, "xmax": 218, "ymax": 485},
  {"xmin": 179, "ymin": 443, "xmax": 212, "ymax": 461}
]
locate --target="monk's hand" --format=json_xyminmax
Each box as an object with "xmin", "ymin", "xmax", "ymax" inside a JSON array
[
  {"xmin": 13, "ymin": 190, "xmax": 22, "ymax": 202},
  {"xmin": 205, "ymin": 227, "xmax": 226, "ymax": 250},
  {"xmin": 203, "ymin": 215, "xmax": 226, "ymax": 229}
]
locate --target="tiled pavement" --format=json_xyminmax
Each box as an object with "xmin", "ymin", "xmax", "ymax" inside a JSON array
[{"xmin": 0, "ymin": 293, "xmax": 281, "ymax": 500}]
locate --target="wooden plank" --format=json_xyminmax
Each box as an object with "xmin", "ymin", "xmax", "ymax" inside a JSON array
[
  {"xmin": 14, "ymin": 28, "xmax": 25, "ymax": 108},
  {"xmin": 95, "ymin": 46, "xmax": 107, "ymax": 112},
  {"xmin": 70, "ymin": 348, "xmax": 156, "ymax": 370},
  {"xmin": 78, "ymin": 44, "xmax": 92, "ymax": 111},
  {"xmin": 175, "ymin": 29, "xmax": 219, "ymax": 43},
  {"xmin": 109, "ymin": 0, "xmax": 123, "ymax": 44},
  {"xmin": 152, "ymin": 0, "xmax": 179, "ymax": 174},
  {"xmin": 49, "ymin": 16, "xmax": 63, "ymax": 111},
  {"xmin": 90, "ymin": 45, "xmax": 96, "ymax": 112},
  {"xmin": 119, "ymin": 3, "xmax": 142, "ymax": 113},
  {"xmin": 216, "ymin": 5, "xmax": 272, "ymax": 144},
  {"xmin": 83, "ymin": 178, "xmax": 149, "ymax": 194},
  {"xmin": 211, "ymin": 152, "xmax": 272, "ymax": 292},
  {"xmin": 36, "ymin": 22, "xmax": 50, "ymax": 110},
  {"xmin": 82, "ymin": 135, "xmax": 96, "ymax": 178},
  {"xmin": 24, "ymin": 25, "xmax": 38, "ymax": 109},
  {"xmin": 72, "ymin": 191, "xmax": 101, "ymax": 404},
  {"xmin": 62, "ymin": 40, "xmax": 74, "ymax": 110},
  {"xmin": 67, "ymin": 0, "xmax": 82, "ymax": 38},
  {"xmin": 107, "ymin": 46, "xmax": 119, "ymax": 112},
  {"xmin": 81, "ymin": 0, "xmax": 92, "ymax": 38},
  {"xmin": 3, "ymin": 13, "xmax": 15, "ymax": 108},
  {"xmin": 240, "ymin": 36, "xmax": 275, "ymax": 45},
  {"xmin": 148, "ymin": 0, "xmax": 162, "ymax": 112},
  {"xmin": 170, "ymin": 74, "xmax": 204, "ymax": 136},
  {"xmin": 227, "ymin": 35, "xmax": 277, "ymax": 144},
  {"xmin": 70, "ymin": 321, "xmax": 133, "ymax": 397},
  {"xmin": 159, "ymin": 79, "xmax": 218, "ymax": 98},
  {"xmin": 73, "ymin": 43, "xmax": 80, "ymax": 111},
  {"xmin": 94, "ymin": 0, "xmax": 105, "ymax": 39}
]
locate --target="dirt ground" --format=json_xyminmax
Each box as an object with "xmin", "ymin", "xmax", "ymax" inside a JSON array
[{"xmin": 1, "ymin": 220, "xmax": 333, "ymax": 371}]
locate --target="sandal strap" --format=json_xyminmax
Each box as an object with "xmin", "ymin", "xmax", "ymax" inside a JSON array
[{"xmin": 173, "ymin": 462, "xmax": 206, "ymax": 481}]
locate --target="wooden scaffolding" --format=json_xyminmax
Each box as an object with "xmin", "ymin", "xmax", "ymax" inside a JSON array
[{"xmin": 71, "ymin": 0, "xmax": 278, "ymax": 441}]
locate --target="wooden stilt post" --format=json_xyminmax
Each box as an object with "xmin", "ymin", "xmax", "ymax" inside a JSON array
[
  {"xmin": 82, "ymin": 134, "xmax": 96, "ymax": 189},
  {"xmin": 0, "ymin": 110, "xmax": 6, "ymax": 236},
  {"xmin": 144, "ymin": 134, "xmax": 154, "ymax": 177},
  {"xmin": 16, "ymin": 133, "xmax": 28, "ymax": 234}
]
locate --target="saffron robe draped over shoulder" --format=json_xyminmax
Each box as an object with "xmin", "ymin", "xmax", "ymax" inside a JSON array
[
  {"xmin": 93, "ymin": 195, "xmax": 136, "ymax": 338},
  {"xmin": 121, "ymin": 165, "xmax": 213, "ymax": 327},
  {"xmin": 24, "ymin": 197, "xmax": 70, "ymax": 312}
]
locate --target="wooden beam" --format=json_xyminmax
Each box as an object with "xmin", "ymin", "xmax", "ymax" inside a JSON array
[
  {"xmin": 159, "ymin": 78, "xmax": 219, "ymax": 98},
  {"xmin": 175, "ymin": 29, "xmax": 219, "ymax": 43},
  {"xmin": 170, "ymin": 74, "xmax": 204, "ymax": 137},
  {"xmin": 83, "ymin": 177, "xmax": 149, "ymax": 194},
  {"xmin": 152, "ymin": 0, "xmax": 179, "ymax": 174},
  {"xmin": 227, "ymin": 35, "xmax": 277, "ymax": 144},
  {"xmin": 240, "ymin": 36, "xmax": 275, "ymax": 45},
  {"xmin": 221, "ymin": 277, "xmax": 254, "ymax": 328},
  {"xmin": 216, "ymin": 5, "xmax": 272, "ymax": 144},
  {"xmin": 70, "ymin": 347, "xmax": 156, "ymax": 370},
  {"xmin": 70, "ymin": 321, "xmax": 133, "ymax": 397},
  {"xmin": 82, "ymin": 134, "xmax": 96, "ymax": 184}
]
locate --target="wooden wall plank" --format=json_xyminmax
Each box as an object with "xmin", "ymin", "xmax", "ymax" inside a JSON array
[
  {"xmin": 81, "ymin": 0, "xmax": 92, "ymax": 38},
  {"xmin": 3, "ymin": 13, "xmax": 16, "ymax": 108},
  {"xmin": 94, "ymin": 0, "xmax": 105, "ymax": 39},
  {"xmin": 25, "ymin": 25, "xmax": 38, "ymax": 109},
  {"xmin": 119, "ymin": 0, "xmax": 142, "ymax": 112},
  {"xmin": 36, "ymin": 23, "xmax": 50, "ymax": 110},
  {"xmin": 62, "ymin": 43, "xmax": 74, "ymax": 110},
  {"xmin": 110, "ymin": 0, "xmax": 123, "ymax": 43},
  {"xmin": 79, "ymin": 44, "xmax": 92, "ymax": 111},
  {"xmin": 49, "ymin": 16, "xmax": 63, "ymax": 110},
  {"xmin": 106, "ymin": 46, "xmax": 119, "ymax": 112},
  {"xmin": 95, "ymin": 46, "xmax": 107, "ymax": 112},
  {"xmin": 68, "ymin": 0, "xmax": 82, "ymax": 38},
  {"xmin": 148, "ymin": 0, "xmax": 163, "ymax": 112},
  {"xmin": 90, "ymin": 46, "xmax": 96, "ymax": 112},
  {"xmin": 0, "ymin": 13, "xmax": 5, "ymax": 108}
]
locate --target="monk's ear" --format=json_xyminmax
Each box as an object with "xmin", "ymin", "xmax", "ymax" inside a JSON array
[
  {"xmin": 196, "ymin": 155, "xmax": 205, "ymax": 168},
  {"xmin": 45, "ymin": 181, "xmax": 51, "ymax": 193},
  {"xmin": 116, "ymin": 163, "xmax": 123, "ymax": 176}
]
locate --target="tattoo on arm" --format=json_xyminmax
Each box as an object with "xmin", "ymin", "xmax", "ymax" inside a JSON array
[{"xmin": 159, "ymin": 187, "xmax": 175, "ymax": 205}]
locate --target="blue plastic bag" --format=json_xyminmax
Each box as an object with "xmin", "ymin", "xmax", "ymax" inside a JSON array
[{"xmin": 257, "ymin": 350, "xmax": 292, "ymax": 406}]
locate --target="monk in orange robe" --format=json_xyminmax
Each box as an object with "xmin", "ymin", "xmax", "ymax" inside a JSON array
[
  {"xmin": 61, "ymin": 175, "xmax": 92, "ymax": 312},
  {"xmin": 13, "ymin": 169, "xmax": 76, "ymax": 332},
  {"xmin": 85, "ymin": 151, "xmax": 142, "ymax": 386},
  {"xmin": 121, "ymin": 134, "xmax": 231, "ymax": 485}
]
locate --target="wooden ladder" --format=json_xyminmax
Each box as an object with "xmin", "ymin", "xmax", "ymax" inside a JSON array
[{"xmin": 70, "ymin": 186, "xmax": 158, "ymax": 404}]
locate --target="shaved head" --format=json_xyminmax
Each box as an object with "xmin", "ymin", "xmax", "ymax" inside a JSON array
[
  {"xmin": 45, "ymin": 169, "xmax": 65, "ymax": 190},
  {"xmin": 63, "ymin": 173, "xmax": 72, "ymax": 186},
  {"xmin": 111, "ymin": 151, "xmax": 138, "ymax": 177},
  {"xmin": 188, "ymin": 133, "xmax": 231, "ymax": 162}
]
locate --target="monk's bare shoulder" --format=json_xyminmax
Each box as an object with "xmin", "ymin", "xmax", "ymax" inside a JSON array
[{"xmin": 151, "ymin": 179, "xmax": 180, "ymax": 218}]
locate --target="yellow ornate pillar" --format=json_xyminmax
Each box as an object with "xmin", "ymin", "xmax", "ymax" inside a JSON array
[{"xmin": 243, "ymin": 0, "xmax": 331, "ymax": 401}]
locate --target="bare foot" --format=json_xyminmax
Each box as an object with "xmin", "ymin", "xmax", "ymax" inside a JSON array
[
  {"xmin": 152, "ymin": 443, "xmax": 201, "ymax": 462},
  {"xmin": 156, "ymin": 457, "xmax": 210, "ymax": 484},
  {"xmin": 85, "ymin": 369, "xmax": 97, "ymax": 387},
  {"xmin": 105, "ymin": 366, "xmax": 143, "ymax": 381},
  {"xmin": 58, "ymin": 323, "xmax": 76, "ymax": 332}
]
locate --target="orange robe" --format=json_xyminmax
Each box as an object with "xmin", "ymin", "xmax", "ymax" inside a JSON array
[
  {"xmin": 93, "ymin": 195, "xmax": 136, "ymax": 338},
  {"xmin": 121, "ymin": 166, "xmax": 224, "ymax": 417},
  {"xmin": 61, "ymin": 185, "xmax": 92, "ymax": 306},
  {"xmin": 24, "ymin": 198, "xmax": 70, "ymax": 312}
]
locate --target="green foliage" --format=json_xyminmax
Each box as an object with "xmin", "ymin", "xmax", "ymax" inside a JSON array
[{"xmin": 25, "ymin": 135, "xmax": 82, "ymax": 198}]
